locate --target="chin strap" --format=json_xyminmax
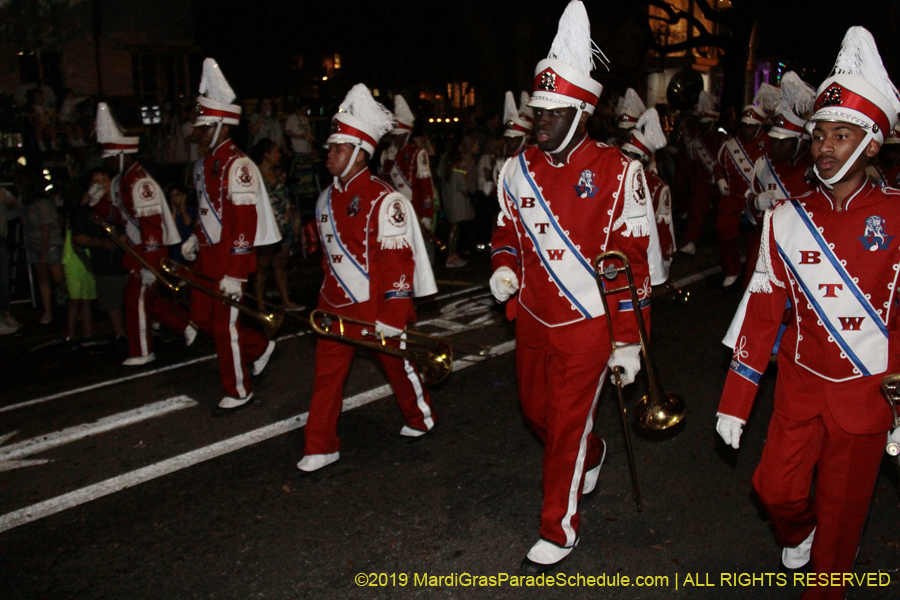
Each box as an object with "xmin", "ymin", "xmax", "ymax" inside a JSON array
[
  {"xmin": 551, "ymin": 107, "xmax": 584, "ymax": 155},
  {"xmin": 815, "ymin": 130, "xmax": 873, "ymax": 189},
  {"xmin": 339, "ymin": 144, "xmax": 362, "ymax": 180},
  {"xmin": 118, "ymin": 153, "xmax": 124, "ymax": 174},
  {"xmin": 211, "ymin": 121, "xmax": 223, "ymax": 148}
]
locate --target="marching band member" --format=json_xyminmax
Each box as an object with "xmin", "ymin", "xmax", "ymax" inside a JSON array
[
  {"xmin": 714, "ymin": 84, "xmax": 780, "ymax": 287},
  {"xmin": 866, "ymin": 124, "xmax": 900, "ymax": 187},
  {"xmin": 678, "ymin": 91, "xmax": 725, "ymax": 256},
  {"xmin": 490, "ymin": 0, "xmax": 664, "ymax": 573},
  {"xmin": 181, "ymin": 58, "xmax": 281, "ymax": 414},
  {"xmin": 743, "ymin": 72, "xmax": 817, "ymax": 287},
  {"xmin": 621, "ymin": 107, "xmax": 676, "ymax": 278},
  {"xmin": 380, "ymin": 95, "xmax": 435, "ymax": 229},
  {"xmin": 94, "ymin": 103, "xmax": 194, "ymax": 366},
  {"xmin": 716, "ymin": 28, "xmax": 900, "ymax": 598},
  {"xmin": 298, "ymin": 84, "xmax": 438, "ymax": 473},
  {"xmin": 501, "ymin": 91, "xmax": 534, "ymax": 162},
  {"xmin": 610, "ymin": 88, "xmax": 645, "ymax": 148}
]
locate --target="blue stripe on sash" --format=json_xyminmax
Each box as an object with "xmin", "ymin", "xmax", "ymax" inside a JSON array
[
  {"xmin": 320, "ymin": 189, "xmax": 369, "ymax": 304},
  {"xmin": 725, "ymin": 142, "xmax": 752, "ymax": 186},
  {"xmin": 762, "ymin": 156, "xmax": 789, "ymax": 198}
]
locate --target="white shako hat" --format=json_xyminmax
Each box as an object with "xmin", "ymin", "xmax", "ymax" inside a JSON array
[
  {"xmin": 527, "ymin": 0, "xmax": 608, "ymax": 153},
  {"xmin": 741, "ymin": 83, "xmax": 781, "ymax": 125},
  {"xmin": 95, "ymin": 102, "xmax": 139, "ymax": 158},
  {"xmin": 390, "ymin": 95, "xmax": 415, "ymax": 135},
  {"xmin": 504, "ymin": 91, "xmax": 534, "ymax": 137},
  {"xmin": 694, "ymin": 90, "xmax": 720, "ymax": 123},
  {"xmin": 621, "ymin": 108, "xmax": 667, "ymax": 160},
  {"xmin": 615, "ymin": 88, "xmax": 646, "ymax": 129},
  {"xmin": 326, "ymin": 83, "xmax": 394, "ymax": 158},
  {"xmin": 195, "ymin": 58, "xmax": 241, "ymax": 127},
  {"xmin": 807, "ymin": 26, "xmax": 900, "ymax": 185},
  {"xmin": 769, "ymin": 72, "xmax": 816, "ymax": 140}
]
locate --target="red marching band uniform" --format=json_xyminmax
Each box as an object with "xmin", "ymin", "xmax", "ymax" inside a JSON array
[
  {"xmin": 681, "ymin": 92, "xmax": 725, "ymax": 251},
  {"xmin": 380, "ymin": 95, "xmax": 435, "ymax": 223},
  {"xmin": 299, "ymin": 83, "xmax": 438, "ymax": 472},
  {"xmin": 717, "ymin": 27, "xmax": 900, "ymax": 599}
]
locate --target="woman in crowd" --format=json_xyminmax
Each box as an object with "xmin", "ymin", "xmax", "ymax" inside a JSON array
[{"xmin": 21, "ymin": 174, "xmax": 67, "ymax": 325}]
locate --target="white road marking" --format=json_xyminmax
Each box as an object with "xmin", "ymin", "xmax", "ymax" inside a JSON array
[
  {"xmin": 0, "ymin": 342, "xmax": 517, "ymax": 533},
  {"xmin": 672, "ymin": 265, "xmax": 723, "ymax": 288},
  {"xmin": 0, "ymin": 396, "xmax": 198, "ymax": 468}
]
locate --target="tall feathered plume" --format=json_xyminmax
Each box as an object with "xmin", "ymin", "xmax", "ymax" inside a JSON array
[
  {"xmin": 198, "ymin": 58, "xmax": 236, "ymax": 104},
  {"xmin": 618, "ymin": 88, "xmax": 646, "ymax": 116},
  {"xmin": 636, "ymin": 108, "xmax": 667, "ymax": 152},
  {"xmin": 697, "ymin": 90, "xmax": 717, "ymax": 113},
  {"xmin": 518, "ymin": 91, "xmax": 533, "ymax": 121},
  {"xmin": 753, "ymin": 83, "xmax": 782, "ymax": 113},
  {"xmin": 547, "ymin": 0, "xmax": 609, "ymax": 74},
  {"xmin": 832, "ymin": 26, "xmax": 900, "ymax": 114},
  {"xmin": 778, "ymin": 72, "xmax": 816, "ymax": 117},
  {"xmin": 95, "ymin": 102, "xmax": 123, "ymax": 143},
  {"xmin": 503, "ymin": 91, "xmax": 517, "ymax": 124},
  {"xmin": 392, "ymin": 94, "xmax": 415, "ymax": 125},
  {"xmin": 339, "ymin": 84, "xmax": 395, "ymax": 139}
]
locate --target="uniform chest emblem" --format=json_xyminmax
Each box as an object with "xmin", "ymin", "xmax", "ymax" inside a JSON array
[
  {"xmin": 348, "ymin": 196, "xmax": 360, "ymax": 217},
  {"xmin": 388, "ymin": 200, "xmax": 406, "ymax": 226},
  {"xmin": 859, "ymin": 215, "xmax": 894, "ymax": 251},
  {"xmin": 574, "ymin": 170, "xmax": 597, "ymax": 198},
  {"xmin": 139, "ymin": 183, "xmax": 154, "ymax": 200}
]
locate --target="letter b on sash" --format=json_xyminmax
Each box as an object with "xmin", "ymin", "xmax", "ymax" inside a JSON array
[{"xmin": 798, "ymin": 251, "xmax": 821, "ymax": 264}]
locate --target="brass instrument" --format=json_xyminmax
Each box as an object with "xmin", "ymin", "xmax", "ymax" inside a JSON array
[
  {"xmin": 421, "ymin": 226, "xmax": 447, "ymax": 252},
  {"xmin": 880, "ymin": 374, "xmax": 900, "ymax": 458},
  {"xmin": 595, "ymin": 250, "xmax": 687, "ymax": 511},
  {"xmin": 161, "ymin": 258, "xmax": 284, "ymax": 338},
  {"xmin": 309, "ymin": 309, "xmax": 481, "ymax": 385},
  {"xmin": 93, "ymin": 216, "xmax": 180, "ymax": 292}
]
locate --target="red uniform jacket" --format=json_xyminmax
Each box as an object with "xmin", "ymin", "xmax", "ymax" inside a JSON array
[
  {"xmin": 491, "ymin": 136, "xmax": 651, "ymax": 343},
  {"xmin": 720, "ymin": 182, "xmax": 900, "ymax": 434},
  {"xmin": 749, "ymin": 152, "xmax": 815, "ymax": 218},
  {"xmin": 716, "ymin": 133, "xmax": 769, "ymax": 199},
  {"xmin": 114, "ymin": 161, "xmax": 169, "ymax": 274},
  {"xmin": 381, "ymin": 142, "xmax": 435, "ymax": 221},
  {"xmin": 647, "ymin": 168, "xmax": 675, "ymax": 262},
  {"xmin": 688, "ymin": 122, "xmax": 726, "ymax": 185},
  {"xmin": 192, "ymin": 139, "xmax": 259, "ymax": 281},
  {"xmin": 317, "ymin": 168, "xmax": 417, "ymax": 331}
]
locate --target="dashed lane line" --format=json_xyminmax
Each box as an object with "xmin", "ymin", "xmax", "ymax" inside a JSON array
[{"xmin": 0, "ymin": 340, "xmax": 515, "ymax": 533}]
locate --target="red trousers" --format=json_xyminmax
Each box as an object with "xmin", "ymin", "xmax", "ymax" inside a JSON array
[
  {"xmin": 189, "ymin": 286, "xmax": 269, "ymax": 398},
  {"xmin": 715, "ymin": 193, "xmax": 745, "ymax": 278},
  {"xmin": 304, "ymin": 323, "xmax": 434, "ymax": 456},
  {"xmin": 753, "ymin": 405, "xmax": 885, "ymax": 600},
  {"xmin": 682, "ymin": 178, "xmax": 716, "ymax": 246},
  {"xmin": 515, "ymin": 309, "xmax": 608, "ymax": 548},
  {"xmin": 124, "ymin": 275, "xmax": 191, "ymax": 358}
]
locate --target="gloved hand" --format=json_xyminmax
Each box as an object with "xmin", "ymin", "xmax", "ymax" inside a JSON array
[
  {"xmin": 219, "ymin": 276, "xmax": 243, "ymax": 301},
  {"xmin": 490, "ymin": 267, "xmax": 519, "ymax": 303},
  {"xmin": 140, "ymin": 268, "xmax": 156, "ymax": 287},
  {"xmin": 717, "ymin": 178, "xmax": 730, "ymax": 196},
  {"xmin": 608, "ymin": 344, "xmax": 641, "ymax": 386},
  {"xmin": 420, "ymin": 217, "xmax": 432, "ymax": 230},
  {"xmin": 87, "ymin": 182, "xmax": 106, "ymax": 206},
  {"xmin": 181, "ymin": 235, "xmax": 199, "ymax": 262},
  {"xmin": 716, "ymin": 413, "xmax": 746, "ymax": 449},
  {"xmin": 375, "ymin": 321, "xmax": 403, "ymax": 338},
  {"xmin": 754, "ymin": 190, "xmax": 780, "ymax": 212},
  {"xmin": 887, "ymin": 428, "xmax": 900, "ymax": 456}
]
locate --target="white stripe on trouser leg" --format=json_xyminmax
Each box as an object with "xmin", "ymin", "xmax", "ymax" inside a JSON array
[
  {"xmin": 138, "ymin": 285, "xmax": 148, "ymax": 356},
  {"xmin": 560, "ymin": 366, "xmax": 606, "ymax": 547},
  {"xmin": 400, "ymin": 334, "xmax": 433, "ymax": 429},
  {"xmin": 228, "ymin": 305, "xmax": 246, "ymax": 398}
]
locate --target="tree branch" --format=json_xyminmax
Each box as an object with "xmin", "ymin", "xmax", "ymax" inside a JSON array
[{"xmin": 645, "ymin": 0, "xmax": 714, "ymax": 37}]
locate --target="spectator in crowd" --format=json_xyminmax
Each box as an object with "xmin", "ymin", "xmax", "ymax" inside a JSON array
[
  {"xmin": 58, "ymin": 89, "xmax": 87, "ymax": 149},
  {"xmin": 0, "ymin": 185, "xmax": 21, "ymax": 335},
  {"xmin": 284, "ymin": 103, "xmax": 315, "ymax": 158},
  {"xmin": 24, "ymin": 88, "xmax": 59, "ymax": 152},
  {"xmin": 441, "ymin": 136, "xmax": 478, "ymax": 268},
  {"xmin": 249, "ymin": 138, "xmax": 303, "ymax": 311},
  {"xmin": 166, "ymin": 183, "xmax": 197, "ymax": 264},
  {"xmin": 71, "ymin": 167, "xmax": 127, "ymax": 350},
  {"xmin": 21, "ymin": 175, "xmax": 67, "ymax": 325},
  {"xmin": 61, "ymin": 183, "xmax": 99, "ymax": 349},
  {"xmin": 248, "ymin": 98, "xmax": 285, "ymax": 151}
]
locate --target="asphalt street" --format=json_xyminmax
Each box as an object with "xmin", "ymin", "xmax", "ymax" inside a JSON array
[{"xmin": 0, "ymin": 246, "xmax": 898, "ymax": 599}]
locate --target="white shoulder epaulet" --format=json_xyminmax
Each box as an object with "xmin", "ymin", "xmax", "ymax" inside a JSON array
[
  {"xmin": 229, "ymin": 157, "xmax": 260, "ymax": 205},
  {"xmin": 378, "ymin": 192, "xmax": 412, "ymax": 250}
]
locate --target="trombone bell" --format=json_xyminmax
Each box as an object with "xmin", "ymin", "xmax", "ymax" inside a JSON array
[{"xmin": 634, "ymin": 392, "xmax": 686, "ymax": 431}]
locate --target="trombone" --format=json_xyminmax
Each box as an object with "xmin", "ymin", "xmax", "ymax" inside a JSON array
[
  {"xmin": 309, "ymin": 309, "xmax": 491, "ymax": 384},
  {"xmin": 93, "ymin": 216, "xmax": 181, "ymax": 292},
  {"xmin": 160, "ymin": 258, "xmax": 284, "ymax": 338},
  {"xmin": 595, "ymin": 250, "xmax": 687, "ymax": 511}
]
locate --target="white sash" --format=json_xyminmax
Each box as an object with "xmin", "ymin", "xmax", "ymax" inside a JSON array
[
  {"xmin": 194, "ymin": 158, "xmax": 222, "ymax": 245},
  {"xmin": 774, "ymin": 200, "xmax": 888, "ymax": 376},
  {"xmin": 505, "ymin": 154, "xmax": 605, "ymax": 319},
  {"xmin": 723, "ymin": 138, "xmax": 754, "ymax": 186},
  {"xmin": 316, "ymin": 187, "xmax": 370, "ymax": 304},
  {"xmin": 691, "ymin": 137, "xmax": 716, "ymax": 174},
  {"xmin": 756, "ymin": 156, "xmax": 790, "ymax": 199}
]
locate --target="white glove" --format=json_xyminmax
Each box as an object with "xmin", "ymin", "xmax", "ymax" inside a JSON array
[
  {"xmin": 490, "ymin": 267, "xmax": 519, "ymax": 303},
  {"xmin": 420, "ymin": 217, "xmax": 432, "ymax": 230},
  {"xmin": 887, "ymin": 428, "xmax": 900, "ymax": 456},
  {"xmin": 181, "ymin": 235, "xmax": 198, "ymax": 262},
  {"xmin": 608, "ymin": 344, "xmax": 641, "ymax": 387},
  {"xmin": 375, "ymin": 321, "xmax": 403, "ymax": 338},
  {"xmin": 87, "ymin": 183, "xmax": 106, "ymax": 206},
  {"xmin": 717, "ymin": 178, "xmax": 730, "ymax": 196},
  {"xmin": 716, "ymin": 413, "xmax": 746, "ymax": 449},
  {"xmin": 140, "ymin": 268, "xmax": 156, "ymax": 287},
  {"xmin": 219, "ymin": 276, "xmax": 243, "ymax": 301},
  {"xmin": 754, "ymin": 190, "xmax": 780, "ymax": 212}
]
